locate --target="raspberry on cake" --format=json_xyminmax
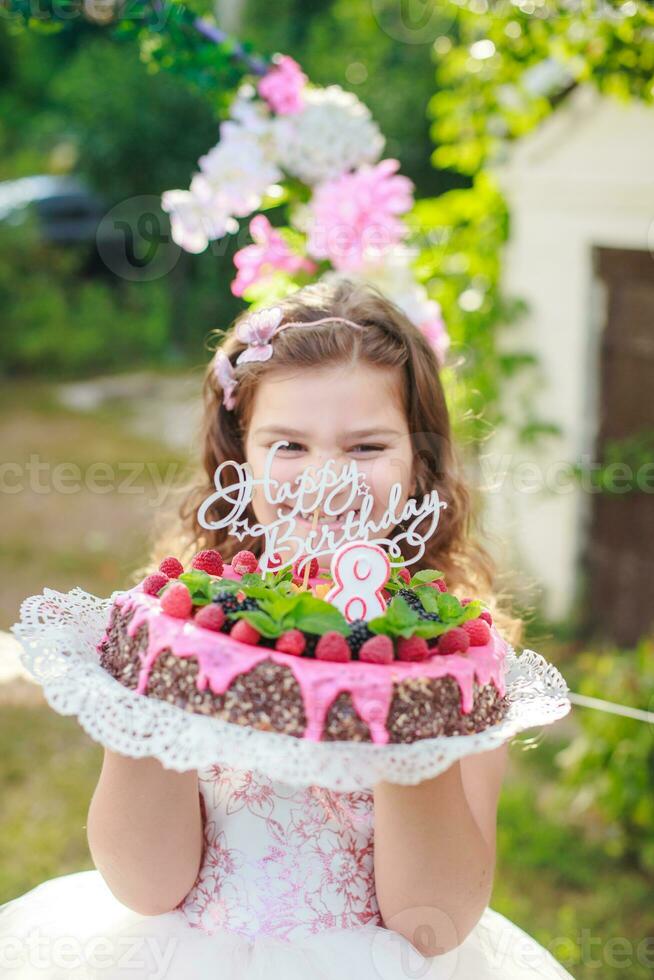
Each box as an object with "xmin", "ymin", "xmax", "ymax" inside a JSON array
[
  {"xmin": 159, "ymin": 556, "xmax": 184, "ymax": 578},
  {"xmin": 463, "ymin": 618, "xmax": 492, "ymax": 646},
  {"xmin": 191, "ymin": 549, "xmax": 224, "ymax": 576},
  {"xmin": 97, "ymin": 551, "xmax": 510, "ymax": 745},
  {"xmin": 397, "ymin": 635, "xmax": 430, "ymax": 662},
  {"xmin": 275, "ymin": 629, "xmax": 306, "ymax": 656},
  {"xmin": 142, "ymin": 572, "xmax": 169, "ymax": 596},
  {"xmin": 230, "ymin": 620, "xmax": 261, "ymax": 645},
  {"xmin": 359, "ymin": 635, "xmax": 394, "ymax": 665},
  {"xmin": 292, "ymin": 556, "xmax": 319, "ymax": 579},
  {"xmin": 315, "ymin": 632, "xmax": 351, "ymax": 662},
  {"xmin": 160, "ymin": 581, "xmax": 192, "ymax": 618},
  {"xmin": 194, "ymin": 605, "xmax": 226, "ymax": 632},
  {"xmin": 232, "ymin": 550, "xmax": 259, "ymax": 575},
  {"xmin": 437, "ymin": 627, "xmax": 470, "ymax": 656}
]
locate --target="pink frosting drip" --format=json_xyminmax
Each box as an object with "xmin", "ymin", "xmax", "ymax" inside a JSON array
[{"xmin": 103, "ymin": 572, "xmax": 507, "ymax": 745}]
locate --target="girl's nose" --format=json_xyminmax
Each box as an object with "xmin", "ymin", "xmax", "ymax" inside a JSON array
[
  {"xmin": 296, "ymin": 449, "xmax": 347, "ymax": 474},
  {"xmin": 298, "ymin": 452, "xmax": 368, "ymax": 513},
  {"xmin": 292, "ymin": 449, "xmax": 353, "ymax": 491},
  {"xmin": 290, "ymin": 457, "xmax": 322, "ymax": 500}
]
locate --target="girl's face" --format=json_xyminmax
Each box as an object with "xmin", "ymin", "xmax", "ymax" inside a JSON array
[{"xmin": 243, "ymin": 362, "xmax": 417, "ymax": 570}]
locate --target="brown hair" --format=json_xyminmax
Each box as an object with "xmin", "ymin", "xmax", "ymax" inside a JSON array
[{"xmin": 146, "ymin": 275, "xmax": 523, "ymax": 646}]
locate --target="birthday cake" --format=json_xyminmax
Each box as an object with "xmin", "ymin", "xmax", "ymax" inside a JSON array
[{"xmin": 97, "ymin": 546, "xmax": 510, "ymax": 745}]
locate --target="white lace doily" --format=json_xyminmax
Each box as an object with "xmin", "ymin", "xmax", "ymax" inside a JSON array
[{"xmin": 11, "ymin": 587, "xmax": 572, "ymax": 791}]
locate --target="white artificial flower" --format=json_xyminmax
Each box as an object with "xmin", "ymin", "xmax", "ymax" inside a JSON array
[
  {"xmin": 221, "ymin": 86, "xmax": 275, "ymax": 140},
  {"xmin": 288, "ymin": 201, "xmax": 312, "ymax": 233},
  {"xmin": 271, "ymin": 84, "xmax": 385, "ymax": 185},
  {"xmin": 198, "ymin": 127, "xmax": 282, "ymax": 219},
  {"xmin": 356, "ymin": 244, "xmax": 422, "ymax": 314},
  {"xmin": 346, "ymin": 245, "xmax": 450, "ymax": 363},
  {"xmin": 161, "ymin": 87, "xmax": 281, "ymax": 252},
  {"xmin": 161, "ymin": 180, "xmax": 238, "ymax": 254}
]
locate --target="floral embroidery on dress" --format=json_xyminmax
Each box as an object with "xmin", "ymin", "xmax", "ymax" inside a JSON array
[{"xmin": 176, "ymin": 763, "xmax": 382, "ymax": 942}]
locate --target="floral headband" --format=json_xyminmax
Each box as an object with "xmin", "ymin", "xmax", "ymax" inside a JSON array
[{"xmin": 213, "ymin": 305, "xmax": 365, "ymax": 410}]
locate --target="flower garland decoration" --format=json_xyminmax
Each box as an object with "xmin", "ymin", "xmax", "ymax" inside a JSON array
[{"xmin": 161, "ymin": 53, "xmax": 449, "ymax": 365}]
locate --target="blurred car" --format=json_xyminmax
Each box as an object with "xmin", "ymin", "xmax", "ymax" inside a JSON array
[
  {"xmin": 0, "ymin": 174, "xmax": 105, "ymax": 245},
  {"xmin": 0, "ymin": 175, "xmax": 180, "ymax": 281}
]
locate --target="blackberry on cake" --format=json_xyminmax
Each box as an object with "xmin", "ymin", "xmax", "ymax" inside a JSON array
[
  {"xmin": 396, "ymin": 588, "xmax": 424, "ymax": 611},
  {"xmin": 97, "ymin": 550, "xmax": 511, "ymax": 744},
  {"xmin": 346, "ymin": 618, "xmax": 374, "ymax": 658},
  {"xmin": 212, "ymin": 591, "xmax": 258, "ymax": 632},
  {"xmin": 303, "ymin": 632, "xmax": 321, "ymax": 657}
]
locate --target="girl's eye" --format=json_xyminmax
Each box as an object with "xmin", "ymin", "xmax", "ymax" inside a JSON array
[
  {"xmin": 352, "ymin": 445, "xmax": 385, "ymax": 454},
  {"xmin": 272, "ymin": 443, "xmax": 385, "ymax": 454},
  {"xmin": 277, "ymin": 442, "xmax": 304, "ymax": 452}
]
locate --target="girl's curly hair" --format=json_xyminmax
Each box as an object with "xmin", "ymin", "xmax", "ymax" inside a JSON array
[{"xmin": 144, "ymin": 275, "xmax": 524, "ymax": 646}]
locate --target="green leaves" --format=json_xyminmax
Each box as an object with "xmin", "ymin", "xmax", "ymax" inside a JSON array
[
  {"xmin": 571, "ymin": 427, "xmax": 654, "ymax": 496},
  {"xmin": 410, "ymin": 569, "xmax": 445, "ymax": 586},
  {"xmin": 288, "ymin": 593, "xmax": 349, "ymax": 635},
  {"xmin": 413, "ymin": 586, "xmax": 441, "ymax": 612},
  {"xmin": 384, "ymin": 566, "xmax": 445, "ymax": 596},
  {"xmin": 178, "ymin": 569, "xmax": 215, "ymax": 606},
  {"xmin": 238, "ymin": 577, "xmax": 292, "ymax": 602},
  {"xmin": 369, "ymin": 596, "xmax": 419, "ymax": 639},
  {"xmin": 179, "ymin": 564, "xmax": 483, "ymax": 648},
  {"xmin": 232, "ymin": 591, "xmax": 349, "ymax": 640},
  {"xmin": 368, "ymin": 591, "xmax": 482, "ymax": 640},
  {"xmin": 178, "ymin": 567, "xmax": 299, "ymax": 609},
  {"xmin": 555, "ymin": 636, "xmax": 654, "ymax": 873},
  {"xmin": 232, "ymin": 609, "xmax": 283, "ymax": 639},
  {"xmin": 437, "ymin": 593, "xmax": 465, "ymax": 621}
]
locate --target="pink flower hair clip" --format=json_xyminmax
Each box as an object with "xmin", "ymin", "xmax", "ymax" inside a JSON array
[
  {"xmin": 213, "ymin": 305, "xmax": 365, "ymax": 410},
  {"xmin": 213, "ymin": 350, "xmax": 238, "ymax": 410},
  {"xmin": 235, "ymin": 305, "xmax": 286, "ymax": 363}
]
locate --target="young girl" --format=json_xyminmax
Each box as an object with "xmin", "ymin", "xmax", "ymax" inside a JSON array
[{"xmin": 0, "ymin": 277, "xmax": 574, "ymax": 979}]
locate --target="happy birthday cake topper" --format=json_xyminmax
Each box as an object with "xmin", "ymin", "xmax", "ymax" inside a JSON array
[{"xmin": 197, "ymin": 441, "xmax": 447, "ymax": 573}]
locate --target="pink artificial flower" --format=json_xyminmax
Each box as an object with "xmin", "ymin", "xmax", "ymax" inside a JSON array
[
  {"xmin": 257, "ymin": 54, "xmax": 307, "ymax": 115},
  {"xmin": 235, "ymin": 305, "xmax": 285, "ymax": 363},
  {"xmin": 231, "ymin": 214, "xmax": 317, "ymax": 298},
  {"xmin": 213, "ymin": 350, "xmax": 237, "ymax": 409},
  {"xmin": 306, "ymin": 159, "xmax": 414, "ymax": 273}
]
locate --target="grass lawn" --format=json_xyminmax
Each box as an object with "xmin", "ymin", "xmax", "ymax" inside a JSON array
[
  {"xmin": 0, "ymin": 704, "xmax": 101, "ymax": 902},
  {"xmin": 0, "ymin": 376, "xmax": 194, "ymax": 630},
  {"xmin": 496, "ymin": 732, "xmax": 653, "ymax": 978}
]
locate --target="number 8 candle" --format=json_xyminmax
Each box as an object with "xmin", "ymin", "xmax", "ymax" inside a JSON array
[{"xmin": 324, "ymin": 542, "xmax": 391, "ymax": 623}]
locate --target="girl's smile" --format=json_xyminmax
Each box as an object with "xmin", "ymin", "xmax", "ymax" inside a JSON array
[{"xmin": 277, "ymin": 504, "xmax": 361, "ymax": 528}]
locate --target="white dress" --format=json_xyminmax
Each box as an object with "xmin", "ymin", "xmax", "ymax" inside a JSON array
[{"xmin": 0, "ymin": 761, "xmax": 574, "ymax": 979}]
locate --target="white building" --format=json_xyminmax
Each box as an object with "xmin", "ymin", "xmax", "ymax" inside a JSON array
[{"xmin": 484, "ymin": 84, "xmax": 654, "ymax": 643}]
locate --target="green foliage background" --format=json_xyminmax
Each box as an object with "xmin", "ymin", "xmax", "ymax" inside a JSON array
[
  {"xmin": 4, "ymin": 0, "xmax": 653, "ymax": 446},
  {"xmin": 554, "ymin": 637, "xmax": 654, "ymax": 873}
]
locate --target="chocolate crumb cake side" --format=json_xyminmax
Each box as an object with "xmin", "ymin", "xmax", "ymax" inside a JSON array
[{"xmin": 97, "ymin": 550, "xmax": 510, "ymax": 745}]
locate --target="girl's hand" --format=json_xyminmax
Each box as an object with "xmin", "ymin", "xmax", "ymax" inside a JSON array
[
  {"xmin": 372, "ymin": 742, "xmax": 508, "ymax": 957},
  {"xmin": 86, "ymin": 749, "xmax": 203, "ymax": 916}
]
